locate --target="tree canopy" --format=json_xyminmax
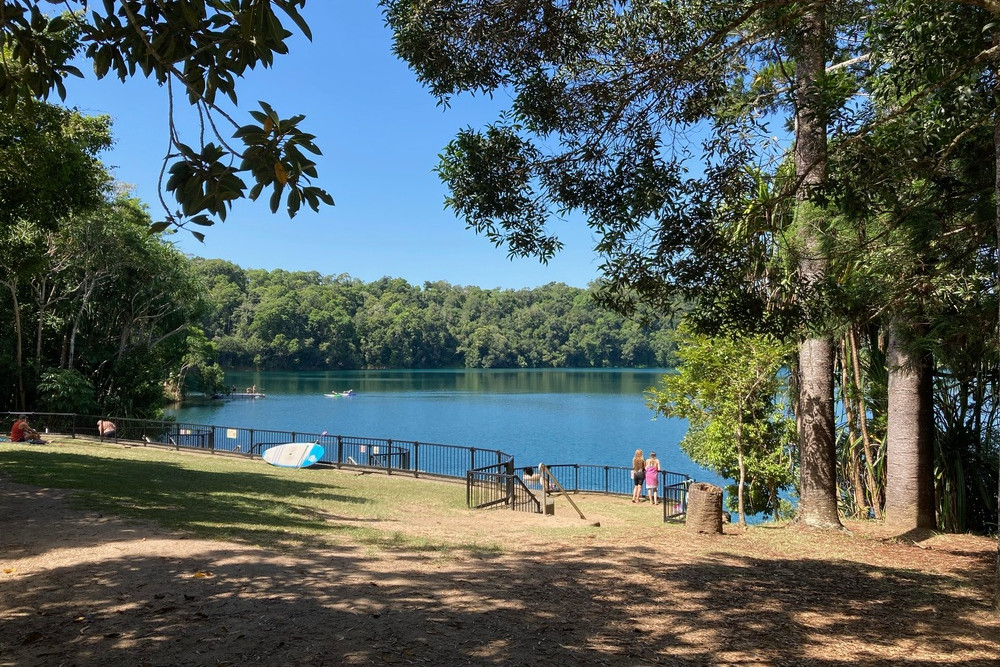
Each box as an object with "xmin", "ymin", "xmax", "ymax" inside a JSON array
[
  {"xmin": 1, "ymin": 1, "xmax": 333, "ymax": 236},
  {"xmin": 382, "ymin": 0, "xmax": 999, "ymax": 545}
]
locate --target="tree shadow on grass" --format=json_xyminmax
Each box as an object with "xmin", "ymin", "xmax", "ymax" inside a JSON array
[
  {"xmin": 2, "ymin": 521, "xmax": 998, "ymax": 666},
  {"xmin": 2, "ymin": 451, "xmax": 998, "ymax": 665},
  {"xmin": 0, "ymin": 450, "xmax": 370, "ymax": 550}
]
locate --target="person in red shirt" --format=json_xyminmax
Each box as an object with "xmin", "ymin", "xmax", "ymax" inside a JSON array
[{"xmin": 10, "ymin": 416, "xmax": 44, "ymax": 443}]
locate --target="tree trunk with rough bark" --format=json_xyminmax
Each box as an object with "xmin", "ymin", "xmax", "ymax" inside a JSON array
[
  {"xmin": 793, "ymin": 3, "xmax": 842, "ymax": 530},
  {"xmin": 686, "ymin": 483, "xmax": 724, "ymax": 534},
  {"xmin": 884, "ymin": 325, "xmax": 936, "ymax": 532},
  {"xmin": 993, "ymin": 78, "xmax": 1000, "ymax": 612}
]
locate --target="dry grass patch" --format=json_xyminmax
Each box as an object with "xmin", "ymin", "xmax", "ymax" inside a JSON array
[{"xmin": 1, "ymin": 437, "xmax": 998, "ymax": 666}]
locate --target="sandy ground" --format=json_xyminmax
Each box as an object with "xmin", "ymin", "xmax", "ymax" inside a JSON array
[{"xmin": 2, "ymin": 476, "xmax": 1000, "ymax": 666}]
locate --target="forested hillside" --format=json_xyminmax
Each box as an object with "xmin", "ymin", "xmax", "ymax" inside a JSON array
[{"xmin": 191, "ymin": 259, "xmax": 677, "ymax": 371}]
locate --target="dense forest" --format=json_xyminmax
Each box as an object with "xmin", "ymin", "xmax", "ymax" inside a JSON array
[
  {"xmin": 191, "ymin": 259, "xmax": 677, "ymax": 372},
  {"xmin": 0, "ymin": 98, "xmax": 209, "ymax": 418}
]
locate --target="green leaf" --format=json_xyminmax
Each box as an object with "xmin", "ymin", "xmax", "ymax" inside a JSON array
[
  {"xmin": 269, "ymin": 185, "xmax": 282, "ymax": 213},
  {"xmin": 148, "ymin": 220, "xmax": 172, "ymax": 234},
  {"xmin": 190, "ymin": 214, "xmax": 214, "ymax": 227},
  {"xmin": 277, "ymin": 3, "xmax": 313, "ymax": 41},
  {"xmin": 287, "ymin": 187, "xmax": 301, "ymax": 216}
]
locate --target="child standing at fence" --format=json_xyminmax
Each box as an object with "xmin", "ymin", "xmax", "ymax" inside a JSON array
[
  {"xmin": 631, "ymin": 449, "xmax": 645, "ymax": 503},
  {"xmin": 645, "ymin": 452, "xmax": 661, "ymax": 505}
]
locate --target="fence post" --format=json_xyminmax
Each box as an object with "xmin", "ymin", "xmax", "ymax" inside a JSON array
[
  {"xmin": 413, "ymin": 442, "xmax": 420, "ymax": 478},
  {"xmin": 574, "ymin": 464, "xmax": 580, "ymax": 493},
  {"xmin": 386, "ymin": 439, "xmax": 393, "ymax": 475},
  {"xmin": 337, "ymin": 435, "xmax": 344, "ymax": 468},
  {"xmin": 506, "ymin": 459, "xmax": 515, "ymax": 510},
  {"xmin": 604, "ymin": 466, "xmax": 610, "ymax": 494},
  {"xmin": 249, "ymin": 429, "xmax": 255, "ymax": 455},
  {"xmin": 470, "ymin": 448, "xmax": 476, "ymax": 474}
]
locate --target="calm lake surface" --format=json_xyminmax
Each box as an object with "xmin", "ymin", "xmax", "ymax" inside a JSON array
[{"xmin": 167, "ymin": 369, "xmax": 723, "ymax": 484}]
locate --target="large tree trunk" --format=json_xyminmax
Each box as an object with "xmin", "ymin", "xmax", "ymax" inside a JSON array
[
  {"xmin": 993, "ymin": 78, "xmax": 1000, "ymax": 612},
  {"xmin": 793, "ymin": 2, "xmax": 842, "ymax": 530},
  {"xmin": 797, "ymin": 339, "xmax": 841, "ymax": 528},
  {"xmin": 884, "ymin": 325, "xmax": 936, "ymax": 532}
]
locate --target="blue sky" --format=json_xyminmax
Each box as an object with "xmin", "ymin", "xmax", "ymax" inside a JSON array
[{"xmin": 62, "ymin": 4, "xmax": 603, "ymax": 290}]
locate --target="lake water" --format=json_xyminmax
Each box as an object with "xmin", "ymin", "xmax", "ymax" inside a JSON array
[{"xmin": 167, "ymin": 369, "xmax": 723, "ymax": 485}]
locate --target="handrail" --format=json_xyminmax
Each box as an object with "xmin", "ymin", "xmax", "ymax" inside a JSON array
[
  {"xmin": 1, "ymin": 411, "xmax": 514, "ymax": 482},
  {"xmin": 3, "ymin": 411, "xmax": 692, "ymax": 520}
]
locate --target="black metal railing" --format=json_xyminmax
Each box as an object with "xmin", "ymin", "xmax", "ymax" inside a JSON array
[
  {"xmin": 2, "ymin": 412, "xmax": 691, "ymax": 520},
  {"xmin": 1, "ymin": 411, "xmax": 515, "ymax": 484},
  {"xmin": 467, "ymin": 461, "xmax": 542, "ymax": 513},
  {"xmin": 541, "ymin": 463, "xmax": 690, "ymax": 518},
  {"xmin": 662, "ymin": 479, "xmax": 690, "ymax": 521},
  {"xmin": 476, "ymin": 463, "xmax": 693, "ymax": 517}
]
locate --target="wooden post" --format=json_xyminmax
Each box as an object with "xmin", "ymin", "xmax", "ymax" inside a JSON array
[{"xmin": 540, "ymin": 464, "xmax": 586, "ymax": 520}]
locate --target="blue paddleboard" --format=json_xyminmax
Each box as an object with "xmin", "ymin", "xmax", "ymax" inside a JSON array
[{"xmin": 262, "ymin": 442, "xmax": 324, "ymax": 468}]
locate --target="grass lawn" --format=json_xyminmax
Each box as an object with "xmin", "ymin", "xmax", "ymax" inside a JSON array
[
  {"xmin": 0, "ymin": 437, "xmax": 651, "ymax": 556},
  {"xmin": 0, "ymin": 437, "xmax": 500, "ymax": 551},
  {"xmin": 2, "ymin": 436, "xmax": 999, "ymax": 666}
]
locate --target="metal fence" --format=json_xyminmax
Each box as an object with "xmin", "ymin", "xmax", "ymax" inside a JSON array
[
  {"xmin": 466, "ymin": 461, "xmax": 543, "ymax": 514},
  {"xmin": 469, "ymin": 462, "xmax": 692, "ymax": 518},
  {"xmin": 2, "ymin": 411, "xmax": 691, "ymax": 520},
  {"xmin": 542, "ymin": 463, "xmax": 690, "ymax": 519},
  {"xmin": 662, "ymin": 479, "xmax": 690, "ymax": 521},
  {"xmin": 1, "ymin": 411, "xmax": 514, "ymax": 483}
]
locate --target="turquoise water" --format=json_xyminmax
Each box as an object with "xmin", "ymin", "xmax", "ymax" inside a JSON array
[{"xmin": 168, "ymin": 369, "xmax": 723, "ymax": 485}]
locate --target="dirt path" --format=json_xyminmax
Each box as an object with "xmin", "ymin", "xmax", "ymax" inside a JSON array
[{"xmin": 2, "ymin": 477, "xmax": 999, "ymax": 666}]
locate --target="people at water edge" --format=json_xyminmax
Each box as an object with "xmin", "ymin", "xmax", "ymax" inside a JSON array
[
  {"xmin": 10, "ymin": 415, "xmax": 46, "ymax": 444},
  {"xmin": 97, "ymin": 419, "xmax": 117, "ymax": 439},
  {"xmin": 645, "ymin": 451, "xmax": 661, "ymax": 505},
  {"xmin": 631, "ymin": 449, "xmax": 645, "ymax": 503}
]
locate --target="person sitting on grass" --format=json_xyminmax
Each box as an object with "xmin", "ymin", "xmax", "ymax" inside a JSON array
[
  {"xmin": 97, "ymin": 419, "xmax": 117, "ymax": 439},
  {"xmin": 11, "ymin": 416, "xmax": 46, "ymax": 444}
]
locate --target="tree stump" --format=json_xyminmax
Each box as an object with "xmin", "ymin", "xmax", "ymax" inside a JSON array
[{"xmin": 686, "ymin": 482, "xmax": 723, "ymax": 534}]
